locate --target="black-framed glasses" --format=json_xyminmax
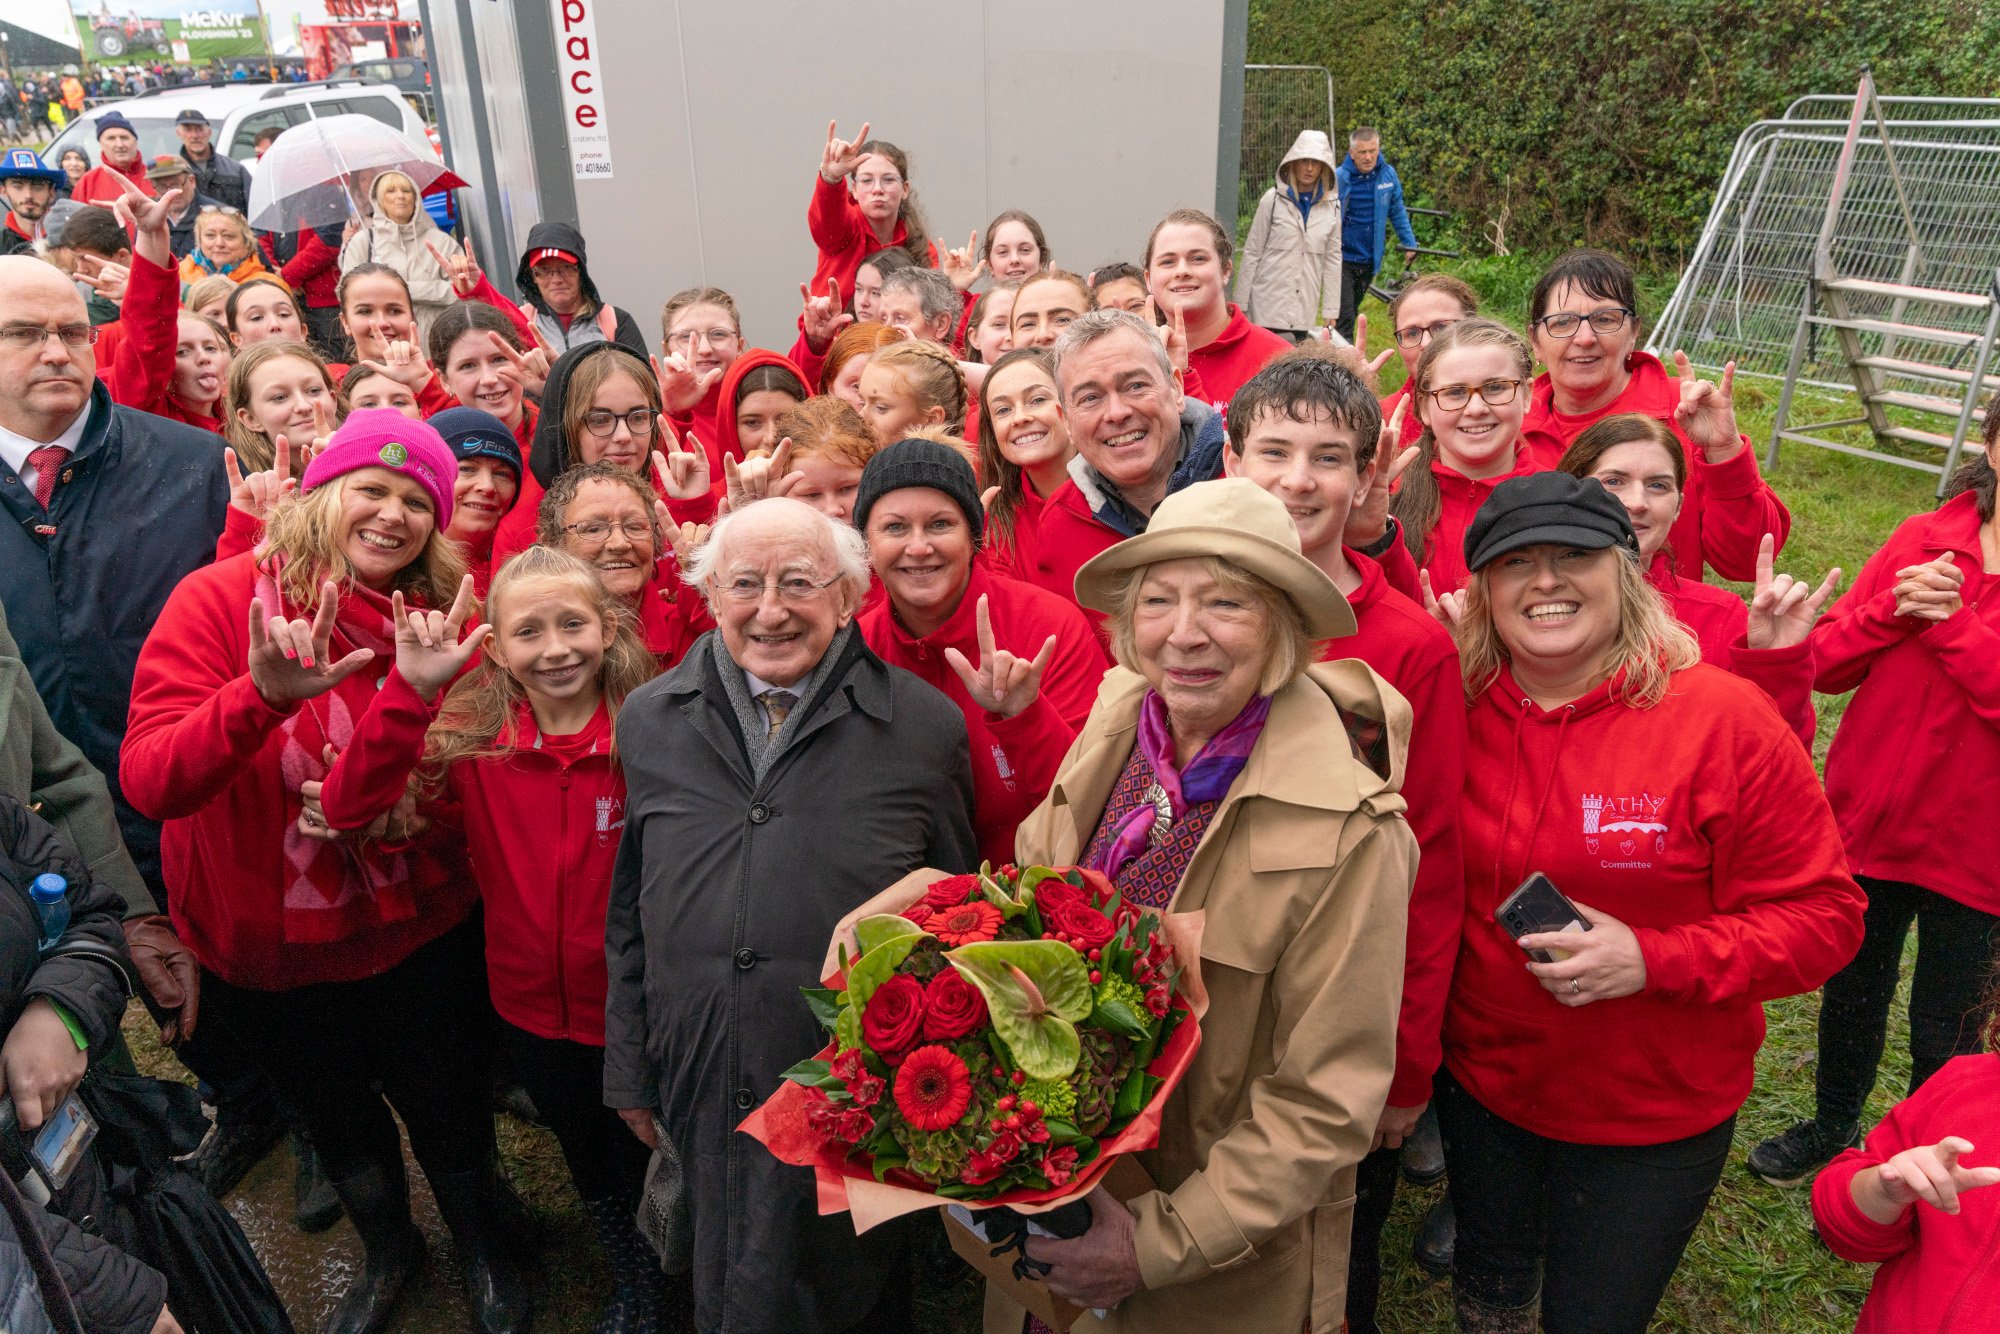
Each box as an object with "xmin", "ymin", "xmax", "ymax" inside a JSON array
[
  {"xmin": 1534, "ymin": 307, "xmax": 1633, "ymax": 339},
  {"xmin": 0, "ymin": 324, "xmax": 97, "ymax": 352},
  {"xmin": 582, "ymin": 407, "xmax": 657, "ymax": 437},
  {"xmin": 1394, "ymin": 317, "xmax": 1461, "ymax": 349},
  {"xmin": 1421, "ymin": 377, "xmax": 1527, "ymax": 411}
]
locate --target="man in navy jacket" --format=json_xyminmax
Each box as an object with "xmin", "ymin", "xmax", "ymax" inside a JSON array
[{"xmin": 1334, "ymin": 127, "xmax": 1420, "ymax": 341}]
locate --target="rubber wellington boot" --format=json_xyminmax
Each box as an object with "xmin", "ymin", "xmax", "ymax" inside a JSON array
[
  {"xmin": 581, "ymin": 1195, "xmax": 667, "ymax": 1334},
  {"xmin": 430, "ymin": 1168, "xmax": 534, "ymax": 1334},
  {"xmin": 323, "ymin": 1163, "xmax": 425, "ymax": 1334}
]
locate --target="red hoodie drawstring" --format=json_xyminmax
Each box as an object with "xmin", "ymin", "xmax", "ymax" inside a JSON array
[{"xmin": 1488, "ymin": 698, "xmax": 1576, "ymax": 893}]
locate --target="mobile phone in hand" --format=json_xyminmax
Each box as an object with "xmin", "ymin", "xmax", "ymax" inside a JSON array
[{"xmin": 1495, "ymin": 873, "xmax": 1591, "ymax": 964}]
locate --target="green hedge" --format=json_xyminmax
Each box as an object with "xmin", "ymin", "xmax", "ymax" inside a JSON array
[{"xmin": 1248, "ymin": 0, "xmax": 2000, "ymax": 261}]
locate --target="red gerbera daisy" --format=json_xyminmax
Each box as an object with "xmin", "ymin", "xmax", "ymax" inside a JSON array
[
  {"xmin": 928, "ymin": 900, "xmax": 1002, "ymax": 946},
  {"xmin": 893, "ymin": 1045, "xmax": 972, "ymax": 1131}
]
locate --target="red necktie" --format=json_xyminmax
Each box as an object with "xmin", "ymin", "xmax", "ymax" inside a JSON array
[{"xmin": 26, "ymin": 446, "xmax": 68, "ymax": 511}]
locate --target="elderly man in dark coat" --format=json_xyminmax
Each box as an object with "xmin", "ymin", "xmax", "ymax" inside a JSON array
[{"xmin": 604, "ymin": 497, "xmax": 977, "ymax": 1333}]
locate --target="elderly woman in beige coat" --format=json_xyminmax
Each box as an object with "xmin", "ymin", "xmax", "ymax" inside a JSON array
[{"xmin": 828, "ymin": 478, "xmax": 1415, "ymax": 1333}]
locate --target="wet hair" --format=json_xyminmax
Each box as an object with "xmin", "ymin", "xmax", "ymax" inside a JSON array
[
  {"xmin": 192, "ymin": 207, "xmax": 255, "ymax": 259},
  {"xmin": 428, "ymin": 300, "xmax": 523, "ymax": 371},
  {"xmin": 981, "ymin": 210, "xmax": 1049, "ymax": 268},
  {"xmin": 1226, "ymin": 350, "xmax": 1384, "ymax": 470},
  {"xmin": 976, "ymin": 347, "xmax": 1062, "ymax": 557},
  {"xmin": 536, "ymin": 461, "xmax": 661, "ymax": 549},
  {"xmin": 417, "ymin": 545, "xmax": 657, "ymax": 794},
  {"xmin": 559, "ymin": 346, "xmax": 662, "ymax": 468},
  {"xmin": 1391, "ymin": 318, "xmax": 1535, "ymax": 565},
  {"xmin": 880, "ymin": 266, "xmax": 959, "ymax": 331},
  {"xmin": 224, "ymin": 276, "xmax": 303, "ymax": 333},
  {"xmin": 866, "ymin": 340, "xmax": 968, "ymax": 433},
  {"xmin": 1142, "ymin": 208, "xmax": 1233, "ymax": 273},
  {"xmin": 820, "ymin": 322, "xmax": 907, "ymax": 395},
  {"xmin": 184, "ymin": 274, "xmax": 237, "ymax": 317},
  {"xmin": 181, "ymin": 309, "xmax": 231, "ymax": 349},
  {"xmin": 223, "ymin": 339, "xmax": 335, "ymax": 473},
  {"xmin": 852, "ymin": 139, "xmax": 931, "ymax": 268},
  {"xmin": 1951, "ymin": 391, "xmax": 2000, "ymax": 522},
  {"xmin": 55, "ymin": 205, "xmax": 126, "ymax": 260},
  {"xmin": 337, "ymin": 261, "xmax": 413, "ymax": 312},
  {"xmin": 660, "ymin": 284, "xmax": 742, "ymax": 345},
  {"xmin": 965, "ymin": 279, "xmax": 1022, "ymax": 364},
  {"xmin": 733, "ymin": 362, "xmax": 808, "ymax": 408},
  {"xmin": 1389, "ymin": 273, "xmax": 1479, "ymax": 327},
  {"xmin": 1529, "ymin": 248, "xmax": 1639, "ymax": 332},
  {"xmin": 1088, "ymin": 261, "xmax": 1146, "ymax": 302},
  {"xmin": 1558, "ymin": 414, "xmax": 1686, "ymax": 492},
  {"xmin": 772, "ymin": 396, "xmax": 878, "ymax": 470}
]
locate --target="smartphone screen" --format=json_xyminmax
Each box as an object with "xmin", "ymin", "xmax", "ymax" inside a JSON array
[{"xmin": 29, "ymin": 1095, "xmax": 93, "ymax": 1191}]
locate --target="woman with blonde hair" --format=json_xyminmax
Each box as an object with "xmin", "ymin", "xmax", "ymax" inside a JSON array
[
  {"xmin": 122, "ymin": 411, "xmax": 530, "ymax": 1334},
  {"xmin": 223, "ymin": 339, "xmax": 337, "ymax": 475},
  {"xmin": 179, "ymin": 205, "xmax": 283, "ymax": 290},
  {"xmin": 856, "ymin": 339, "xmax": 968, "ymax": 444},
  {"xmin": 1436, "ymin": 471, "xmax": 1862, "ymax": 1333},
  {"xmin": 337, "ymin": 169, "xmax": 461, "ymax": 340},
  {"xmin": 819, "ymin": 321, "xmax": 907, "ymax": 412}
]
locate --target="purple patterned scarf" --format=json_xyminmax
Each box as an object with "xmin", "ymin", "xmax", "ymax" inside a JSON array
[{"xmin": 1086, "ymin": 690, "xmax": 1272, "ymax": 884}]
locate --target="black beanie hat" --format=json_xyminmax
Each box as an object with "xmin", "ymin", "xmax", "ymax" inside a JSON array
[
  {"xmin": 1462, "ymin": 471, "xmax": 1638, "ymax": 573},
  {"xmin": 429, "ymin": 406, "xmax": 523, "ymax": 481},
  {"xmin": 852, "ymin": 438, "xmax": 985, "ymax": 544}
]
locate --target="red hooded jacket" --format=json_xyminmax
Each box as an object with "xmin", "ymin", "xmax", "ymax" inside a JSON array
[
  {"xmin": 859, "ymin": 565, "xmax": 1106, "ymax": 866},
  {"xmin": 1812, "ymin": 492, "xmax": 2000, "ymax": 915},
  {"xmin": 1186, "ymin": 305, "xmax": 1292, "ymax": 423},
  {"xmin": 321, "ymin": 673, "xmax": 624, "ymax": 1045},
  {"xmin": 1649, "ymin": 558, "xmax": 1816, "ymax": 752},
  {"xmin": 984, "ymin": 483, "xmax": 1052, "ymax": 585},
  {"xmin": 707, "ymin": 348, "xmax": 812, "ymax": 481},
  {"xmin": 259, "ymin": 228, "xmax": 341, "ymax": 311},
  {"xmin": 72, "ymin": 158, "xmax": 153, "ymax": 223},
  {"xmin": 1021, "ymin": 479, "xmax": 1122, "ymax": 632},
  {"xmin": 1522, "ymin": 352, "xmax": 1791, "ymax": 581},
  {"xmin": 1330, "ymin": 550, "xmax": 1466, "ymax": 1106},
  {"xmin": 119, "ymin": 555, "xmax": 478, "ymax": 989},
  {"xmin": 1405, "ymin": 446, "xmax": 1554, "ymax": 597},
  {"xmin": 804, "ymin": 171, "xmax": 938, "ymax": 306},
  {"xmin": 1812, "ymin": 1054, "xmax": 2000, "ymax": 1334},
  {"xmin": 102, "ymin": 252, "xmax": 222, "ymax": 432},
  {"xmin": 1444, "ymin": 662, "xmax": 1864, "ymax": 1144}
]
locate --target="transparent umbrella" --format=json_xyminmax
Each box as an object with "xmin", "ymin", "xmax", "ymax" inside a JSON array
[{"xmin": 245, "ymin": 113, "xmax": 468, "ymax": 232}]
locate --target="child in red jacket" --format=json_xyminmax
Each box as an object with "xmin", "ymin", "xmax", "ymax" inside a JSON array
[
  {"xmin": 1812, "ymin": 1046, "xmax": 2000, "ymax": 1333},
  {"xmin": 321, "ymin": 545, "xmax": 668, "ymax": 1330}
]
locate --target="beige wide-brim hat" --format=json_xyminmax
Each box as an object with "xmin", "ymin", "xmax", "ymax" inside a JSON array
[{"xmin": 1074, "ymin": 478, "xmax": 1357, "ymax": 640}]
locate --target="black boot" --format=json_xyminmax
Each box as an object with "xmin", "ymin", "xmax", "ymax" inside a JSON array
[
  {"xmin": 1413, "ymin": 1194, "xmax": 1456, "ymax": 1277},
  {"xmin": 430, "ymin": 1168, "xmax": 534, "ymax": 1334},
  {"xmin": 292, "ymin": 1128, "xmax": 343, "ymax": 1234},
  {"xmin": 189, "ymin": 1107, "xmax": 285, "ymax": 1200},
  {"xmin": 324, "ymin": 1163, "xmax": 425, "ymax": 1334},
  {"xmin": 581, "ymin": 1196, "xmax": 665, "ymax": 1334},
  {"xmin": 1401, "ymin": 1103, "xmax": 1447, "ymax": 1186}
]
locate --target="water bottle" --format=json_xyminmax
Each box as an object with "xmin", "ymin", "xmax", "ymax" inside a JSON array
[{"xmin": 30, "ymin": 875, "xmax": 68, "ymax": 953}]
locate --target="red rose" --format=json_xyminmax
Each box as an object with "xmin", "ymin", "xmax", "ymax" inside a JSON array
[
  {"xmin": 860, "ymin": 974, "xmax": 927, "ymax": 1057},
  {"xmin": 923, "ymin": 874, "xmax": 982, "ymax": 911},
  {"xmin": 894, "ymin": 1045, "xmax": 973, "ymax": 1131},
  {"xmin": 929, "ymin": 900, "xmax": 1002, "ymax": 946},
  {"xmin": 959, "ymin": 1150, "xmax": 1005, "ymax": 1186},
  {"xmin": 986, "ymin": 1129, "xmax": 1022, "ymax": 1163},
  {"xmin": 923, "ymin": 970, "xmax": 989, "ymax": 1041},
  {"xmin": 901, "ymin": 904, "xmax": 933, "ymax": 927},
  {"xmin": 1042, "ymin": 1145, "xmax": 1080, "ymax": 1187},
  {"xmin": 1031, "ymin": 877, "xmax": 1089, "ymax": 920},
  {"xmin": 1045, "ymin": 898, "xmax": 1115, "ymax": 950}
]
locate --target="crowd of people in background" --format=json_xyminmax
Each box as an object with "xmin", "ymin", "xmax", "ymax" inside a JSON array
[{"xmin": 0, "ymin": 106, "xmax": 1995, "ymax": 1334}]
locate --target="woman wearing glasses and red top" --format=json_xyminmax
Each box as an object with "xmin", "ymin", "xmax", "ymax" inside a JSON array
[
  {"xmin": 1380, "ymin": 274, "xmax": 1479, "ymax": 449},
  {"xmin": 1520, "ymin": 249, "xmax": 1789, "ymax": 581}
]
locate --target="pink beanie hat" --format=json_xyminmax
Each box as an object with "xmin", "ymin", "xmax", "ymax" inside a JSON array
[{"xmin": 300, "ymin": 409, "xmax": 456, "ymax": 531}]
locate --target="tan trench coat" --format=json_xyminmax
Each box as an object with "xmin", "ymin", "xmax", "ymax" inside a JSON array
[{"xmin": 987, "ymin": 660, "xmax": 1417, "ymax": 1334}]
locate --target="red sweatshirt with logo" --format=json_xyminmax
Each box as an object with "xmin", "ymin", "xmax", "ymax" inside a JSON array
[
  {"xmin": 1445, "ymin": 662, "xmax": 1864, "ymax": 1144},
  {"xmin": 1186, "ymin": 305, "xmax": 1292, "ymax": 423},
  {"xmin": 1812, "ymin": 491, "xmax": 2000, "ymax": 915},
  {"xmin": 859, "ymin": 566, "xmax": 1107, "ymax": 867},
  {"xmin": 1812, "ymin": 1054, "xmax": 2000, "ymax": 1334},
  {"xmin": 321, "ymin": 673, "xmax": 623, "ymax": 1045},
  {"xmin": 1328, "ymin": 550, "xmax": 1466, "ymax": 1106},
  {"xmin": 1521, "ymin": 352, "xmax": 1791, "ymax": 581}
]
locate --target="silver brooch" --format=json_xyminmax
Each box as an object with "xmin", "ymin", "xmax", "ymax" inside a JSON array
[{"xmin": 1144, "ymin": 782, "xmax": 1174, "ymax": 849}]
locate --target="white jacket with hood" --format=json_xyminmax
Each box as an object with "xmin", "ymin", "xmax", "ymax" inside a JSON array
[
  {"xmin": 1236, "ymin": 130, "xmax": 1343, "ymax": 333},
  {"xmin": 337, "ymin": 171, "xmax": 463, "ymax": 342}
]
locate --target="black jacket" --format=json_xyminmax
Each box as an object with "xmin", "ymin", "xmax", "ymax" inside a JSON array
[
  {"xmin": 0, "ymin": 384, "xmax": 229, "ymax": 904},
  {"xmin": 0, "ymin": 793, "xmax": 134, "ymax": 1057},
  {"xmin": 526, "ymin": 339, "xmax": 655, "ymax": 487},
  {"xmin": 512, "ymin": 220, "xmax": 648, "ymax": 357},
  {"xmin": 604, "ymin": 629, "xmax": 975, "ymax": 1332},
  {"xmin": 178, "ymin": 147, "xmax": 249, "ymax": 215}
]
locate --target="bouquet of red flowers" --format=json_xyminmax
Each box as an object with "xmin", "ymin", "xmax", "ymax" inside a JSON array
[{"xmin": 742, "ymin": 864, "xmax": 1202, "ymax": 1226}]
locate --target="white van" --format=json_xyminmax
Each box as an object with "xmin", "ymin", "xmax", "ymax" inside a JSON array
[{"xmin": 44, "ymin": 79, "xmax": 430, "ymax": 173}]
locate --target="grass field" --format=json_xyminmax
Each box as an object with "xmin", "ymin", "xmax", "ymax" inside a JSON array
[{"xmin": 122, "ymin": 264, "xmax": 1949, "ymax": 1330}]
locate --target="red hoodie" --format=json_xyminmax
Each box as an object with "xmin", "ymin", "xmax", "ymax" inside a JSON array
[
  {"xmin": 72, "ymin": 158, "xmax": 153, "ymax": 225},
  {"xmin": 984, "ymin": 483, "xmax": 1053, "ymax": 585},
  {"xmin": 1445, "ymin": 662, "xmax": 1863, "ymax": 1144},
  {"xmin": 635, "ymin": 562, "xmax": 713, "ymax": 670},
  {"xmin": 1521, "ymin": 352, "xmax": 1790, "ymax": 581},
  {"xmin": 1022, "ymin": 479, "xmax": 1122, "ymax": 633},
  {"xmin": 804, "ymin": 172, "xmax": 938, "ymax": 307},
  {"xmin": 1406, "ymin": 446, "xmax": 1554, "ymax": 597},
  {"xmin": 260, "ymin": 229, "xmax": 341, "ymax": 311},
  {"xmin": 1330, "ymin": 550, "xmax": 1466, "ymax": 1106},
  {"xmin": 1186, "ymin": 305, "xmax": 1292, "ymax": 423},
  {"xmin": 859, "ymin": 565, "xmax": 1106, "ymax": 866},
  {"xmin": 1648, "ymin": 558, "xmax": 1816, "ymax": 752},
  {"xmin": 321, "ymin": 674, "xmax": 624, "ymax": 1044},
  {"xmin": 103, "ymin": 252, "xmax": 223, "ymax": 432},
  {"xmin": 1812, "ymin": 492, "xmax": 2000, "ymax": 916},
  {"xmin": 1812, "ymin": 1054, "xmax": 2000, "ymax": 1334},
  {"xmin": 707, "ymin": 348, "xmax": 811, "ymax": 482},
  {"xmin": 119, "ymin": 555, "xmax": 478, "ymax": 989}
]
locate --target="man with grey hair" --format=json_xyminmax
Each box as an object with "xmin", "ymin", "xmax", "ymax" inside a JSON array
[
  {"xmin": 877, "ymin": 264, "xmax": 960, "ymax": 342},
  {"xmin": 603, "ymin": 497, "xmax": 976, "ymax": 1332},
  {"xmin": 1023, "ymin": 308, "xmax": 1229, "ymax": 619}
]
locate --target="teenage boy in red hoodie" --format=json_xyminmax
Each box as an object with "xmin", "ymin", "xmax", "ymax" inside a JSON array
[{"xmin": 1221, "ymin": 350, "xmax": 1465, "ymax": 1334}]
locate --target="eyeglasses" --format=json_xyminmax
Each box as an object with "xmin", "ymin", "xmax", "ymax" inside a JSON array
[
  {"xmin": 665, "ymin": 327, "xmax": 738, "ymax": 352},
  {"xmin": 197, "ymin": 204, "xmax": 242, "ymax": 217},
  {"xmin": 0, "ymin": 324, "xmax": 97, "ymax": 352},
  {"xmin": 582, "ymin": 407, "xmax": 658, "ymax": 437},
  {"xmin": 561, "ymin": 519, "xmax": 655, "ymax": 547},
  {"xmin": 716, "ymin": 572, "xmax": 841, "ymax": 604},
  {"xmin": 1534, "ymin": 307, "xmax": 1633, "ymax": 339},
  {"xmin": 852, "ymin": 173, "xmax": 904, "ymax": 190},
  {"xmin": 1421, "ymin": 377, "xmax": 1527, "ymax": 411},
  {"xmin": 1394, "ymin": 318, "xmax": 1461, "ymax": 349}
]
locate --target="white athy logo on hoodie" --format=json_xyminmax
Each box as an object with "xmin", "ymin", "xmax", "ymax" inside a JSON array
[
  {"xmin": 1581, "ymin": 792, "xmax": 1669, "ymax": 865},
  {"xmin": 595, "ymin": 796, "xmax": 626, "ymax": 844}
]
